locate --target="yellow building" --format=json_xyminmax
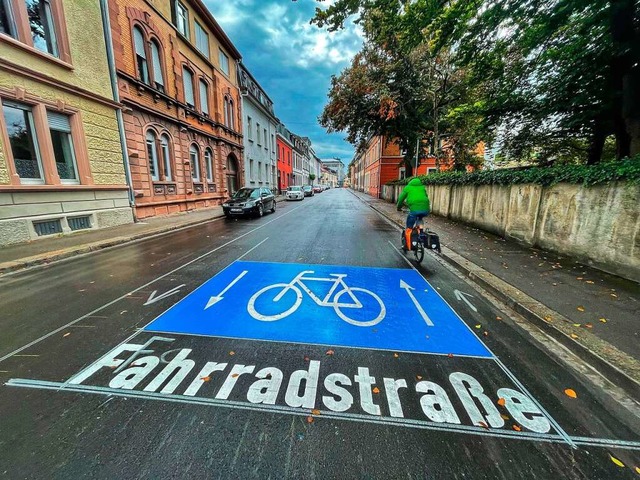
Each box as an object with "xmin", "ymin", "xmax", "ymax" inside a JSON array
[{"xmin": 0, "ymin": 0, "xmax": 133, "ymax": 246}]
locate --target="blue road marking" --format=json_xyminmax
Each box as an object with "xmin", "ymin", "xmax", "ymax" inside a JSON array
[{"xmin": 144, "ymin": 261, "xmax": 492, "ymax": 358}]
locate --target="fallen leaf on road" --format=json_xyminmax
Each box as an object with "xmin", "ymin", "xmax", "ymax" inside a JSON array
[
  {"xmin": 447, "ymin": 353, "xmax": 454, "ymax": 358},
  {"xmin": 586, "ymin": 280, "xmax": 594, "ymax": 284},
  {"xmin": 634, "ymin": 466, "xmax": 640, "ymax": 474},
  {"xmin": 306, "ymin": 416, "xmax": 314, "ymax": 424},
  {"xmin": 609, "ymin": 455, "xmax": 625, "ymax": 468},
  {"xmin": 229, "ymin": 351, "xmax": 235, "ymax": 356},
  {"xmin": 585, "ymin": 323, "xmax": 593, "ymax": 329},
  {"xmin": 304, "ymin": 356, "xmax": 310, "ymax": 362},
  {"xmin": 312, "ymin": 409, "xmax": 320, "ymax": 415},
  {"xmin": 544, "ymin": 315, "xmax": 553, "ymax": 322},
  {"xmin": 416, "ymin": 375, "xmax": 423, "ymax": 380},
  {"xmin": 552, "ymin": 283, "xmax": 558, "ymax": 286},
  {"xmin": 611, "ymin": 293, "xmax": 618, "ymax": 298},
  {"xmin": 577, "ymin": 277, "xmax": 583, "ymax": 280},
  {"xmin": 393, "ymin": 353, "xmax": 399, "ymax": 358},
  {"xmin": 500, "ymin": 414, "xmax": 510, "ymax": 420},
  {"xmin": 573, "ymin": 323, "xmax": 581, "ymax": 327},
  {"xmin": 120, "ymin": 310, "xmax": 127, "ymax": 315},
  {"xmin": 512, "ymin": 425, "xmax": 522, "ymax": 432},
  {"xmin": 570, "ymin": 333, "xmax": 579, "ymax": 339},
  {"xmin": 577, "ymin": 306, "xmax": 585, "ymax": 312},
  {"xmin": 564, "ymin": 388, "xmax": 577, "ymax": 398},
  {"xmin": 372, "ymin": 387, "xmax": 380, "ymax": 394},
  {"xmin": 201, "ymin": 376, "xmax": 211, "ymax": 382},
  {"xmin": 475, "ymin": 324, "xmax": 482, "ymax": 329},
  {"xmin": 326, "ymin": 349, "xmax": 335, "ymax": 356},
  {"xmin": 599, "ymin": 318, "xmax": 607, "ymax": 323},
  {"xmin": 477, "ymin": 421, "xmax": 489, "ymax": 429},
  {"xmin": 231, "ymin": 374, "xmax": 239, "ymax": 378},
  {"xmin": 497, "ymin": 398, "xmax": 506, "ymax": 406},
  {"xmin": 483, "ymin": 331, "xmax": 489, "ymax": 337},
  {"xmin": 63, "ymin": 332, "xmax": 71, "ymax": 337},
  {"xmin": 496, "ymin": 316, "xmax": 502, "ymax": 320}
]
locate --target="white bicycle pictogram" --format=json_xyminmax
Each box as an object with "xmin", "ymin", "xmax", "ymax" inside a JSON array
[{"xmin": 247, "ymin": 270, "xmax": 386, "ymax": 327}]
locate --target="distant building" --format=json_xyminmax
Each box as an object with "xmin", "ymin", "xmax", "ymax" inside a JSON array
[
  {"xmin": 320, "ymin": 158, "xmax": 346, "ymax": 185},
  {"xmin": 290, "ymin": 133, "xmax": 310, "ymax": 186},
  {"xmin": 276, "ymin": 123, "xmax": 293, "ymax": 193},
  {"xmin": 238, "ymin": 64, "xmax": 277, "ymax": 189},
  {"xmin": 0, "ymin": 0, "xmax": 134, "ymax": 246}
]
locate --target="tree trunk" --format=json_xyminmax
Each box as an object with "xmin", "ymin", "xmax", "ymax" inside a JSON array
[
  {"xmin": 610, "ymin": 0, "xmax": 637, "ymax": 158},
  {"xmin": 587, "ymin": 118, "xmax": 607, "ymax": 164}
]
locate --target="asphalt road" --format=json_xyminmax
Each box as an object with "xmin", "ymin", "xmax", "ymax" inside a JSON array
[{"xmin": 0, "ymin": 189, "xmax": 639, "ymax": 479}]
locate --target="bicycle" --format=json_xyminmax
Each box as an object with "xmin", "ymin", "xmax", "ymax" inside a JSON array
[
  {"xmin": 399, "ymin": 209, "xmax": 440, "ymax": 264},
  {"xmin": 247, "ymin": 270, "xmax": 386, "ymax": 327}
]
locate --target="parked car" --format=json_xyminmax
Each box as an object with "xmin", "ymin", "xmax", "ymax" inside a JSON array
[
  {"xmin": 303, "ymin": 185, "xmax": 314, "ymax": 197},
  {"xmin": 312, "ymin": 185, "xmax": 322, "ymax": 193},
  {"xmin": 222, "ymin": 187, "xmax": 276, "ymax": 218},
  {"xmin": 285, "ymin": 186, "xmax": 304, "ymax": 201}
]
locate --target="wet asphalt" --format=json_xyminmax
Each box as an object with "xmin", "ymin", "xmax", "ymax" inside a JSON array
[{"xmin": 0, "ymin": 189, "xmax": 639, "ymax": 479}]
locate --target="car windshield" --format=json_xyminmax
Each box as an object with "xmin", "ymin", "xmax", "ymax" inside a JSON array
[
  {"xmin": 232, "ymin": 188, "xmax": 259, "ymax": 199},
  {"xmin": 303, "ymin": 186, "xmax": 312, "ymax": 190},
  {"xmin": 288, "ymin": 187, "xmax": 301, "ymax": 191}
]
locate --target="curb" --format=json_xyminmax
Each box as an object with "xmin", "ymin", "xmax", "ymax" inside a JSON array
[
  {"xmin": 0, "ymin": 212, "xmax": 224, "ymax": 276},
  {"xmin": 352, "ymin": 190, "xmax": 640, "ymax": 399}
]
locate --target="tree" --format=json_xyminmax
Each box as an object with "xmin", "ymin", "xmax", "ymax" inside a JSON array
[{"xmin": 309, "ymin": 173, "xmax": 316, "ymax": 185}]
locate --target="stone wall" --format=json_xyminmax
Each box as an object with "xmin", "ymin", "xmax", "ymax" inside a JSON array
[{"xmin": 381, "ymin": 182, "xmax": 640, "ymax": 282}]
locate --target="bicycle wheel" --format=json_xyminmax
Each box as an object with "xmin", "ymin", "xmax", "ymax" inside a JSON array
[
  {"xmin": 247, "ymin": 283, "xmax": 303, "ymax": 321},
  {"xmin": 333, "ymin": 287, "xmax": 386, "ymax": 327},
  {"xmin": 401, "ymin": 231, "xmax": 407, "ymax": 253},
  {"xmin": 413, "ymin": 241, "xmax": 425, "ymax": 264}
]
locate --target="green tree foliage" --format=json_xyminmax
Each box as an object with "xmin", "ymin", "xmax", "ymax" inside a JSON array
[{"xmin": 310, "ymin": 0, "xmax": 640, "ymax": 164}]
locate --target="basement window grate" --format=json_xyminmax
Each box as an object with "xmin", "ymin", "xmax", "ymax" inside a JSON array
[
  {"xmin": 68, "ymin": 216, "xmax": 91, "ymax": 231},
  {"xmin": 33, "ymin": 219, "xmax": 62, "ymax": 236}
]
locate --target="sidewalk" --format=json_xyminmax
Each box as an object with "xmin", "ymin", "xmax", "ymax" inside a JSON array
[
  {"xmin": 0, "ymin": 206, "xmax": 225, "ymax": 274},
  {"xmin": 350, "ymin": 189, "xmax": 640, "ymax": 396}
]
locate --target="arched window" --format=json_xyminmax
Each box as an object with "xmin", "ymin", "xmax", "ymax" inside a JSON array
[
  {"xmin": 204, "ymin": 148, "xmax": 213, "ymax": 182},
  {"xmin": 133, "ymin": 27, "xmax": 149, "ymax": 84},
  {"xmin": 146, "ymin": 130, "xmax": 159, "ymax": 180},
  {"xmin": 160, "ymin": 134, "xmax": 172, "ymax": 181},
  {"xmin": 223, "ymin": 97, "xmax": 229, "ymax": 126},
  {"xmin": 189, "ymin": 144, "xmax": 200, "ymax": 181},
  {"xmin": 150, "ymin": 40, "xmax": 164, "ymax": 92},
  {"xmin": 199, "ymin": 79, "xmax": 209, "ymax": 115},
  {"xmin": 183, "ymin": 67, "xmax": 195, "ymax": 107},
  {"xmin": 228, "ymin": 99, "xmax": 234, "ymax": 129}
]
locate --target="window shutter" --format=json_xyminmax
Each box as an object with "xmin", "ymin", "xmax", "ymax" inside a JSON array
[{"xmin": 47, "ymin": 111, "xmax": 71, "ymax": 132}]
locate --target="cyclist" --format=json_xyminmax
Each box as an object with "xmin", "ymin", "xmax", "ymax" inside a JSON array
[{"xmin": 396, "ymin": 177, "xmax": 430, "ymax": 249}]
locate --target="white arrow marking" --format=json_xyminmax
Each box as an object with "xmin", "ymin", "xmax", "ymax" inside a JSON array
[
  {"xmin": 205, "ymin": 270, "xmax": 248, "ymax": 309},
  {"xmin": 454, "ymin": 290, "xmax": 478, "ymax": 312},
  {"xmin": 400, "ymin": 280, "xmax": 433, "ymax": 326},
  {"xmin": 144, "ymin": 284, "xmax": 186, "ymax": 306}
]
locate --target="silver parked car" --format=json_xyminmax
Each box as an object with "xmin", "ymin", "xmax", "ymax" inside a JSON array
[{"xmin": 285, "ymin": 186, "xmax": 304, "ymax": 201}]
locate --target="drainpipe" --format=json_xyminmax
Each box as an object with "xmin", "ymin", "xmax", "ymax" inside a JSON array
[{"xmin": 99, "ymin": 0, "xmax": 137, "ymax": 220}]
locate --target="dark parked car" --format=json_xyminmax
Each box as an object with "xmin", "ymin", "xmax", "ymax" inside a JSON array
[
  {"xmin": 222, "ymin": 187, "xmax": 276, "ymax": 218},
  {"xmin": 303, "ymin": 185, "xmax": 314, "ymax": 197}
]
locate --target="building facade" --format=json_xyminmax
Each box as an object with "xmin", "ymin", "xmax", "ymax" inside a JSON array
[
  {"xmin": 108, "ymin": 0, "xmax": 244, "ymax": 218},
  {"xmin": 0, "ymin": 0, "xmax": 134, "ymax": 246},
  {"xmin": 350, "ymin": 136, "xmax": 437, "ymax": 197},
  {"xmin": 320, "ymin": 164, "xmax": 338, "ymax": 188},
  {"xmin": 276, "ymin": 124, "xmax": 293, "ymax": 193},
  {"xmin": 290, "ymin": 133, "xmax": 309, "ymax": 186},
  {"xmin": 238, "ymin": 64, "xmax": 277, "ymax": 190}
]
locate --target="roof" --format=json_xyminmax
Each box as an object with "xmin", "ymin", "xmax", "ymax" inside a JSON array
[{"xmin": 190, "ymin": 0, "xmax": 242, "ymax": 60}]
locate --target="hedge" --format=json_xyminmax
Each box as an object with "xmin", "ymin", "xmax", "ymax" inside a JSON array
[{"xmin": 385, "ymin": 155, "xmax": 640, "ymax": 187}]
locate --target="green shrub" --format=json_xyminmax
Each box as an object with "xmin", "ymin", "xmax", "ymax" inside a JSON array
[{"xmin": 386, "ymin": 156, "xmax": 640, "ymax": 187}]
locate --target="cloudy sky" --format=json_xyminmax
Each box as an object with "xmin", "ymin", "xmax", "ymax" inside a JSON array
[{"xmin": 205, "ymin": 0, "xmax": 362, "ymax": 161}]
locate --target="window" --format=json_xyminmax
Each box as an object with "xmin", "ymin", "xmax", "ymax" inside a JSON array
[
  {"xmin": 0, "ymin": 0, "xmax": 17, "ymax": 38},
  {"xmin": 204, "ymin": 148, "xmax": 213, "ymax": 182},
  {"xmin": 160, "ymin": 134, "xmax": 172, "ymax": 181},
  {"xmin": 227, "ymin": 99, "xmax": 234, "ymax": 129},
  {"xmin": 247, "ymin": 117, "xmax": 252, "ymax": 140},
  {"xmin": 256, "ymin": 123, "xmax": 260, "ymax": 145},
  {"xmin": 199, "ymin": 79, "xmax": 208, "ymax": 115},
  {"xmin": 249, "ymin": 159, "xmax": 254, "ymax": 181},
  {"xmin": 194, "ymin": 21, "xmax": 209, "ymax": 57},
  {"xmin": 219, "ymin": 49, "xmax": 229, "ymax": 75},
  {"xmin": 182, "ymin": 67, "xmax": 194, "ymax": 107},
  {"xmin": 2, "ymin": 101, "xmax": 43, "ymax": 183},
  {"xmin": 175, "ymin": 1, "xmax": 188, "ymax": 39},
  {"xmin": 189, "ymin": 144, "xmax": 200, "ymax": 181},
  {"xmin": 150, "ymin": 40, "xmax": 164, "ymax": 92},
  {"xmin": 258, "ymin": 161, "xmax": 262, "ymax": 181},
  {"xmin": 26, "ymin": 0, "xmax": 58, "ymax": 56},
  {"xmin": 47, "ymin": 111, "xmax": 78, "ymax": 183},
  {"xmin": 146, "ymin": 130, "xmax": 159, "ymax": 181},
  {"xmin": 133, "ymin": 27, "xmax": 149, "ymax": 84},
  {"xmin": 271, "ymin": 134, "xmax": 275, "ymax": 153},
  {"xmin": 264, "ymin": 128, "xmax": 267, "ymax": 150}
]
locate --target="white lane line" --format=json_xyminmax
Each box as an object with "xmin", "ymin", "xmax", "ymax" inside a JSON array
[
  {"xmin": 0, "ymin": 204, "xmax": 305, "ymax": 364},
  {"xmin": 6, "ymin": 378, "xmax": 640, "ymax": 451},
  {"xmin": 388, "ymin": 240, "xmax": 577, "ymax": 449}
]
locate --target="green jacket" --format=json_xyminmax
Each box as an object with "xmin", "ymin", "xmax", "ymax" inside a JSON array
[{"xmin": 397, "ymin": 178, "xmax": 430, "ymax": 212}]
